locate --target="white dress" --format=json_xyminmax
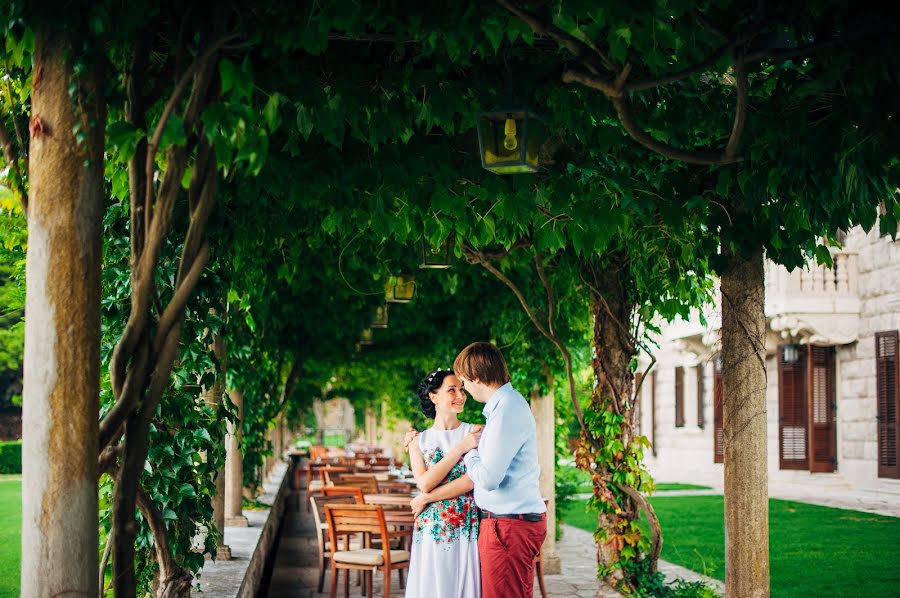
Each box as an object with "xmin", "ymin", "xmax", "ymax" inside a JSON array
[{"xmin": 405, "ymin": 423, "xmax": 481, "ymax": 598}]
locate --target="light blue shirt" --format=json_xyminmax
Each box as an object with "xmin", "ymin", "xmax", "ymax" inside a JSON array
[{"xmin": 462, "ymin": 382, "xmax": 546, "ymax": 514}]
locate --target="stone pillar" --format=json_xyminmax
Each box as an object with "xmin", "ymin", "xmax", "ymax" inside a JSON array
[
  {"xmin": 225, "ymin": 388, "xmax": 248, "ymax": 527},
  {"xmin": 531, "ymin": 386, "xmax": 561, "ymax": 574},
  {"xmin": 21, "ymin": 29, "xmax": 105, "ymax": 598},
  {"xmin": 365, "ymin": 406, "xmax": 377, "ymax": 444},
  {"xmin": 203, "ymin": 334, "xmax": 230, "ymax": 560}
]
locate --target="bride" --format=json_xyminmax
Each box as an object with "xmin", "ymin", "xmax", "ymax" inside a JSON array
[{"xmin": 405, "ymin": 368, "xmax": 482, "ymax": 598}]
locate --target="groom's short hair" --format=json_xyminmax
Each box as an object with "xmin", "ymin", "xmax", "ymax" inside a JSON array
[{"xmin": 453, "ymin": 342, "xmax": 510, "ymax": 386}]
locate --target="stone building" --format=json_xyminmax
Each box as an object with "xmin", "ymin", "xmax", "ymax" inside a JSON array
[{"xmin": 638, "ymin": 225, "xmax": 900, "ymax": 497}]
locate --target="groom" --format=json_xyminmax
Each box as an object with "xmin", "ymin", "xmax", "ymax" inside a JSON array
[{"xmin": 407, "ymin": 342, "xmax": 546, "ymax": 598}]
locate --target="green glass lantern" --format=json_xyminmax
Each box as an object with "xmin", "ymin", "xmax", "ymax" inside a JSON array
[
  {"xmin": 420, "ymin": 237, "xmax": 454, "ymax": 269},
  {"xmin": 477, "ymin": 109, "xmax": 545, "ymax": 175},
  {"xmin": 371, "ymin": 304, "xmax": 389, "ymax": 328},
  {"xmin": 384, "ymin": 275, "xmax": 416, "ymax": 303}
]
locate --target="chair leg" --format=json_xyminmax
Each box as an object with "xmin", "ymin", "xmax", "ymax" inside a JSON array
[
  {"xmin": 367, "ymin": 570, "xmax": 374, "ymax": 598},
  {"xmin": 344, "ymin": 566, "xmax": 350, "ymax": 598},
  {"xmin": 536, "ymin": 557, "xmax": 547, "ymax": 598},
  {"xmin": 317, "ymin": 552, "xmax": 326, "ymax": 593},
  {"xmin": 398, "ymin": 567, "xmax": 405, "ymax": 589},
  {"xmin": 383, "ymin": 565, "xmax": 391, "ymax": 598},
  {"xmin": 329, "ymin": 566, "xmax": 338, "ymax": 598}
]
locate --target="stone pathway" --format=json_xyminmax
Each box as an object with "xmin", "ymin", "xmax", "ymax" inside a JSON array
[{"xmin": 262, "ymin": 483, "xmax": 725, "ymax": 597}]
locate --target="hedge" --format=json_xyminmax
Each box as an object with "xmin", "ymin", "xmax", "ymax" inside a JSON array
[{"xmin": 0, "ymin": 440, "xmax": 21, "ymax": 474}]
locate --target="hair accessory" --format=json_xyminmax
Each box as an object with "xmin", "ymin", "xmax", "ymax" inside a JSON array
[{"xmin": 425, "ymin": 367, "xmax": 445, "ymax": 383}]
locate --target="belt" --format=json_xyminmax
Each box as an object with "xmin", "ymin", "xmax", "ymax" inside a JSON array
[{"xmin": 480, "ymin": 510, "xmax": 545, "ymax": 522}]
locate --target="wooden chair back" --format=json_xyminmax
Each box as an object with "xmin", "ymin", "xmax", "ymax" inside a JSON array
[
  {"xmin": 310, "ymin": 494, "xmax": 358, "ymax": 531},
  {"xmin": 337, "ymin": 475, "xmax": 379, "ymax": 494},
  {"xmin": 322, "ymin": 485, "xmax": 365, "ymax": 504},
  {"xmin": 319, "ymin": 466, "xmax": 353, "ymax": 486},
  {"xmin": 377, "ymin": 480, "xmax": 414, "ymax": 494},
  {"xmin": 324, "ymin": 503, "xmax": 389, "ymax": 553}
]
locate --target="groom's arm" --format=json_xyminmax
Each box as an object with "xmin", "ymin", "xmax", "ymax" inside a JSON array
[{"xmin": 463, "ymin": 407, "xmax": 527, "ymax": 491}]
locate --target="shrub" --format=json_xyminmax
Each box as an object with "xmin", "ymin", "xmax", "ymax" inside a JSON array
[{"xmin": 0, "ymin": 440, "xmax": 21, "ymax": 473}]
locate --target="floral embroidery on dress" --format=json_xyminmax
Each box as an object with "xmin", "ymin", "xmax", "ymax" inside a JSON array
[{"xmin": 414, "ymin": 446, "xmax": 479, "ymax": 545}]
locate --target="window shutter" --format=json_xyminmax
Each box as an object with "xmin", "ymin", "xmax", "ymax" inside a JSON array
[
  {"xmin": 808, "ymin": 346, "xmax": 836, "ymax": 473},
  {"xmin": 697, "ymin": 363, "xmax": 706, "ymax": 429},
  {"xmin": 779, "ymin": 344, "xmax": 809, "ymax": 470},
  {"xmin": 876, "ymin": 331, "xmax": 900, "ymax": 479},
  {"xmin": 675, "ymin": 367, "xmax": 685, "ymax": 427},
  {"xmin": 713, "ymin": 359, "xmax": 724, "ymax": 464}
]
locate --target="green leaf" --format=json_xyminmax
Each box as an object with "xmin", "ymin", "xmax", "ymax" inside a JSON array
[
  {"xmin": 263, "ymin": 93, "xmax": 282, "ymax": 131},
  {"xmin": 219, "ymin": 59, "xmax": 238, "ymax": 94},
  {"xmin": 296, "ymin": 104, "xmax": 315, "ymax": 140}
]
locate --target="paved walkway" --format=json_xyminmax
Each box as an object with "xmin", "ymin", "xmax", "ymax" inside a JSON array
[{"xmin": 262, "ymin": 483, "xmax": 723, "ymax": 597}]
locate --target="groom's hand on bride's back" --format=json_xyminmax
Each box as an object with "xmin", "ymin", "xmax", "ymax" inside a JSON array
[{"xmin": 403, "ymin": 428, "xmax": 419, "ymax": 452}]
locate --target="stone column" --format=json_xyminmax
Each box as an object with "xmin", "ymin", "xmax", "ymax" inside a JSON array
[
  {"xmin": 531, "ymin": 386, "xmax": 561, "ymax": 574},
  {"xmin": 21, "ymin": 29, "xmax": 105, "ymax": 597},
  {"xmin": 365, "ymin": 406, "xmax": 378, "ymax": 444},
  {"xmin": 204, "ymin": 334, "xmax": 230, "ymax": 560},
  {"xmin": 225, "ymin": 388, "xmax": 248, "ymax": 527}
]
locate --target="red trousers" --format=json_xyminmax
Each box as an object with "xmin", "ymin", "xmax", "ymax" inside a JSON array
[{"xmin": 478, "ymin": 515, "xmax": 547, "ymax": 598}]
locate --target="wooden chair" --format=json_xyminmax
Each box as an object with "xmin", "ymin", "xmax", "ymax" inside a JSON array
[
  {"xmin": 324, "ymin": 504, "xmax": 410, "ymax": 598},
  {"xmin": 337, "ymin": 475, "xmax": 379, "ymax": 494},
  {"xmin": 310, "ymin": 445, "xmax": 330, "ymax": 460},
  {"xmin": 323, "ymin": 485, "xmax": 366, "ymax": 504},
  {"xmin": 376, "ymin": 480, "xmax": 413, "ymax": 494},
  {"xmin": 310, "ymin": 494, "xmax": 360, "ymax": 593},
  {"xmin": 320, "ymin": 466, "xmax": 354, "ymax": 486}
]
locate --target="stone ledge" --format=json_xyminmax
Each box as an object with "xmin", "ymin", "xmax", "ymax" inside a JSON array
[{"xmin": 191, "ymin": 462, "xmax": 289, "ymax": 598}]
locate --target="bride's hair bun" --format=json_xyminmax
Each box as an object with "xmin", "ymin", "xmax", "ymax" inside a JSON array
[{"xmin": 416, "ymin": 369, "xmax": 454, "ymax": 419}]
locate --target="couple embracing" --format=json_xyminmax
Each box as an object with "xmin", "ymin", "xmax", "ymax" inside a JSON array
[{"xmin": 403, "ymin": 342, "xmax": 546, "ymax": 598}]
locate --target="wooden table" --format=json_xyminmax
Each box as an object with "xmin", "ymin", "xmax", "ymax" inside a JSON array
[{"xmin": 364, "ymin": 493, "xmax": 415, "ymax": 507}]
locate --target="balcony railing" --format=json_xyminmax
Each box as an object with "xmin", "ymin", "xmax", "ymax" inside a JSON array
[{"xmin": 766, "ymin": 250, "xmax": 861, "ymax": 344}]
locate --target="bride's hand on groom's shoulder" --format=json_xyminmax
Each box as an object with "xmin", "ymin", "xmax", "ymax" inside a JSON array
[
  {"xmin": 456, "ymin": 429, "xmax": 482, "ymax": 453},
  {"xmin": 403, "ymin": 428, "xmax": 419, "ymax": 452}
]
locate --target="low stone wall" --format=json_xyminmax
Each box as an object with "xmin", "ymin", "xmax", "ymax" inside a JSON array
[{"xmin": 191, "ymin": 461, "xmax": 289, "ymax": 598}]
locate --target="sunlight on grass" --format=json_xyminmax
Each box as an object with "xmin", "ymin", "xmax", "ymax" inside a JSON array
[{"xmin": 561, "ymin": 495, "xmax": 900, "ymax": 598}]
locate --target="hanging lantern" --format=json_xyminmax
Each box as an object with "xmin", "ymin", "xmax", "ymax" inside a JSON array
[
  {"xmin": 782, "ymin": 344, "xmax": 799, "ymax": 363},
  {"xmin": 420, "ymin": 237, "xmax": 454, "ymax": 269},
  {"xmin": 359, "ymin": 328, "xmax": 375, "ymax": 346},
  {"xmin": 477, "ymin": 109, "xmax": 545, "ymax": 175},
  {"xmin": 384, "ymin": 274, "xmax": 416, "ymax": 303},
  {"xmin": 371, "ymin": 304, "xmax": 389, "ymax": 328}
]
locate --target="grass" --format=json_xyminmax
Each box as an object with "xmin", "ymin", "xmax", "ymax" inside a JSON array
[
  {"xmin": 557, "ymin": 465, "xmax": 711, "ymax": 493},
  {"xmin": 561, "ymin": 495, "xmax": 900, "ymax": 598},
  {"xmin": 653, "ymin": 482, "xmax": 712, "ymax": 491},
  {"xmin": 0, "ymin": 475, "xmax": 21, "ymax": 598}
]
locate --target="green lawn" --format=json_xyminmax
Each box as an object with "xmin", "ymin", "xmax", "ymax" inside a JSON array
[
  {"xmin": 558, "ymin": 465, "xmax": 711, "ymax": 493},
  {"xmin": 0, "ymin": 475, "xmax": 21, "ymax": 598},
  {"xmin": 561, "ymin": 495, "xmax": 900, "ymax": 598},
  {"xmin": 653, "ymin": 482, "xmax": 712, "ymax": 491}
]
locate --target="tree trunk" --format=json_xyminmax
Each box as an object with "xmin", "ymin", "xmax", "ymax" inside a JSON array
[
  {"xmin": 20, "ymin": 29, "xmax": 105, "ymax": 597},
  {"xmin": 588, "ymin": 286, "xmax": 636, "ymax": 584},
  {"xmin": 720, "ymin": 244, "xmax": 770, "ymax": 597}
]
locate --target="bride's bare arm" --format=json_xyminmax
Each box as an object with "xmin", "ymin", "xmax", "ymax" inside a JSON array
[{"xmin": 410, "ymin": 474, "xmax": 475, "ymax": 517}]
